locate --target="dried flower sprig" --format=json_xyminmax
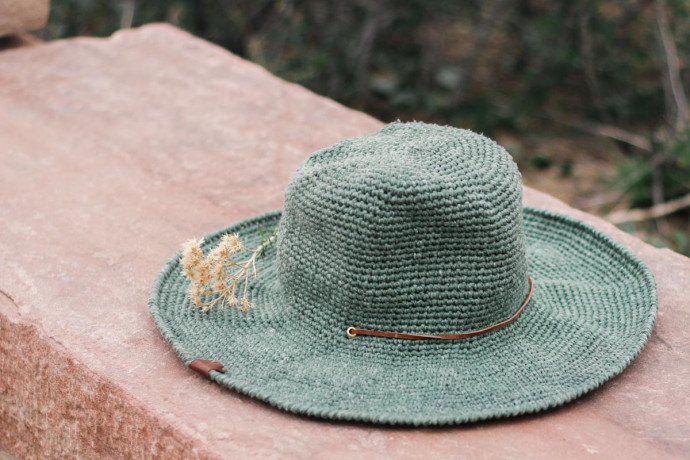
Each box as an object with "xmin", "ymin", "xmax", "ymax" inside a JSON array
[{"xmin": 181, "ymin": 225, "xmax": 277, "ymax": 312}]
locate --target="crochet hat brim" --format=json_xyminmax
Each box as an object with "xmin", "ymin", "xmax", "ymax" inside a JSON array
[{"xmin": 149, "ymin": 206, "xmax": 657, "ymax": 426}]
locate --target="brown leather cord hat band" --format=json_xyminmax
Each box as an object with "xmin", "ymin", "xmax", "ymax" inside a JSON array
[{"xmin": 346, "ymin": 276, "xmax": 533, "ymax": 340}]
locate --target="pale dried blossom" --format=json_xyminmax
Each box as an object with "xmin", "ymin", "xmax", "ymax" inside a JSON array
[{"xmin": 180, "ymin": 228, "xmax": 277, "ymax": 312}]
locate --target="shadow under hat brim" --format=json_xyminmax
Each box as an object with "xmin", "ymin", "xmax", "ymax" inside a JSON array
[{"xmin": 149, "ymin": 207, "xmax": 657, "ymax": 426}]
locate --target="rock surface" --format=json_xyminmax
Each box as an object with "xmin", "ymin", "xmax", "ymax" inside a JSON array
[
  {"xmin": 0, "ymin": 0, "xmax": 48, "ymax": 37},
  {"xmin": 0, "ymin": 24, "xmax": 688, "ymax": 459}
]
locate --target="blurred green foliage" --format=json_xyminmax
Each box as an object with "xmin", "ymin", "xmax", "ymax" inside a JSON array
[
  {"xmin": 43, "ymin": 1, "xmax": 688, "ymax": 129},
  {"xmin": 44, "ymin": 0, "xmax": 690, "ymax": 253}
]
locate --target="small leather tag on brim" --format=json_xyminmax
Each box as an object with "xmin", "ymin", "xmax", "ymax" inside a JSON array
[{"xmin": 189, "ymin": 359, "xmax": 227, "ymax": 379}]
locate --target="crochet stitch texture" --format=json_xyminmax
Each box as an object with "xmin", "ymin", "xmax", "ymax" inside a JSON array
[
  {"xmin": 278, "ymin": 122, "xmax": 529, "ymax": 335},
  {"xmin": 150, "ymin": 122, "xmax": 657, "ymax": 425}
]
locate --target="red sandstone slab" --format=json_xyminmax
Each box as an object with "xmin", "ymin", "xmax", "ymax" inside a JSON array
[
  {"xmin": 0, "ymin": 24, "xmax": 688, "ymax": 459},
  {"xmin": 0, "ymin": 0, "xmax": 49, "ymax": 37}
]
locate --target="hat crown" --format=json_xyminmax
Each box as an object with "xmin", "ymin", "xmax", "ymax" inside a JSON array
[{"xmin": 276, "ymin": 123, "xmax": 529, "ymax": 335}]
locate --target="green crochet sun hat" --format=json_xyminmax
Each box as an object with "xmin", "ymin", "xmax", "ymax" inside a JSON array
[{"xmin": 150, "ymin": 122, "xmax": 657, "ymax": 425}]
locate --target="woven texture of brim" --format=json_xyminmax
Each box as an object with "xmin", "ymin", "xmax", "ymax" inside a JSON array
[{"xmin": 149, "ymin": 207, "xmax": 657, "ymax": 426}]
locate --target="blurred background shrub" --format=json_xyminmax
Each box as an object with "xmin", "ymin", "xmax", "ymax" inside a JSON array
[{"xmin": 43, "ymin": 0, "xmax": 690, "ymax": 254}]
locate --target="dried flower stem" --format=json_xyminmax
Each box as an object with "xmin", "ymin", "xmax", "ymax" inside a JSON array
[{"xmin": 181, "ymin": 227, "xmax": 277, "ymax": 312}]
